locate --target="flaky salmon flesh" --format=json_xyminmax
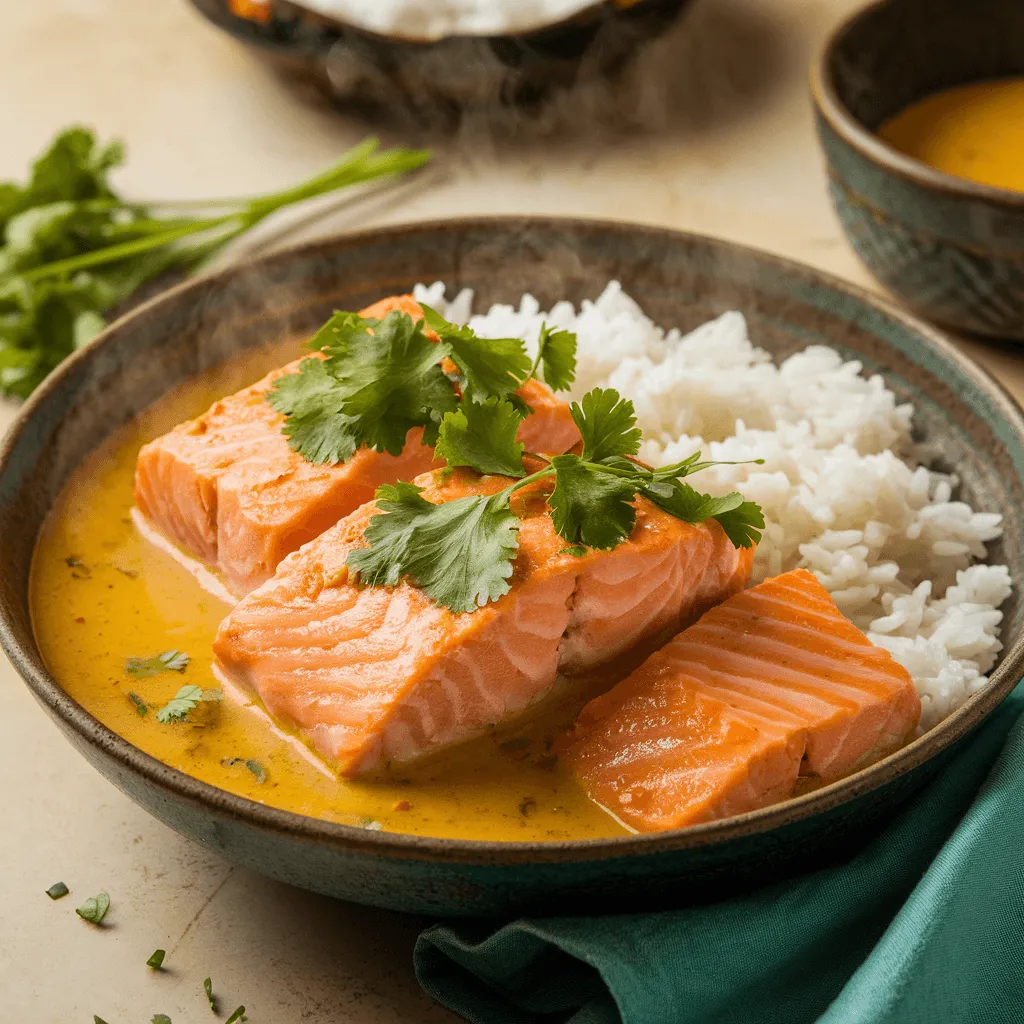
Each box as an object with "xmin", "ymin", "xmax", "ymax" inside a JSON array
[
  {"xmin": 566, "ymin": 568, "xmax": 921, "ymax": 833},
  {"xmin": 212, "ymin": 467, "xmax": 754, "ymax": 776},
  {"xmin": 134, "ymin": 295, "xmax": 581, "ymax": 595}
]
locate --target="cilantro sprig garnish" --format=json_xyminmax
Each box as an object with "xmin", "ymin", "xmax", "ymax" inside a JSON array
[
  {"xmin": 156, "ymin": 685, "xmax": 223, "ymax": 724},
  {"xmin": 347, "ymin": 386, "xmax": 764, "ymax": 613},
  {"xmin": 268, "ymin": 305, "xmax": 574, "ymax": 465},
  {"xmin": 125, "ymin": 649, "xmax": 189, "ymax": 677}
]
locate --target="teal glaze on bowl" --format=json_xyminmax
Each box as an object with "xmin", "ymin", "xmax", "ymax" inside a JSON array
[
  {"xmin": 2, "ymin": 218, "xmax": 1024, "ymax": 916},
  {"xmin": 812, "ymin": 0, "xmax": 1024, "ymax": 339}
]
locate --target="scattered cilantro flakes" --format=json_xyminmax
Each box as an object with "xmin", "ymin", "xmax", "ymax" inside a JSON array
[
  {"xmin": 224, "ymin": 1007, "xmax": 247, "ymax": 1024},
  {"xmin": 246, "ymin": 760, "xmax": 268, "ymax": 784},
  {"xmin": 147, "ymin": 949, "xmax": 166, "ymax": 970},
  {"xmin": 571, "ymin": 387, "xmax": 642, "ymax": 463},
  {"xmin": 128, "ymin": 691, "xmax": 149, "ymax": 716},
  {"xmin": 534, "ymin": 322, "xmax": 577, "ymax": 391},
  {"xmin": 45, "ymin": 881, "xmax": 69, "ymax": 900},
  {"xmin": 94, "ymin": 1017, "xmax": 110, "ymax": 1024},
  {"xmin": 204, "ymin": 976, "xmax": 217, "ymax": 1013},
  {"xmin": 548, "ymin": 454, "xmax": 637, "ymax": 550},
  {"xmin": 156, "ymin": 685, "xmax": 222, "ymax": 724},
  {"xmin": 434, "ymin": 397, "xmax": 525, "ymax": 477},
  {"xmin": 75, "ymin": 891, "xmax": 110, "ymax": 924},
  {"xmin": 347, "ymin": 482, "xmax": 520, "ymax": 613},
  {"xmin": 152, "ymin": 1016, "xmax": 172, "ymax": 1024},
  {"xmin": 125, "ymin": 649, "xmax": 189, "ymax": 677}
]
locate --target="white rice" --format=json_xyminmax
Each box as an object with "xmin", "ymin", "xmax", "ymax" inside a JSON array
[{"xmin": 414, "ymin": 280, "xmax": 1012, "ymax": 731}]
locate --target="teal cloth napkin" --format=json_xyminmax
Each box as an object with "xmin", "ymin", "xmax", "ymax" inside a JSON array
[{"xmin": 415, "ymin": 686, "xmax": 1024, "ymax": 1024}]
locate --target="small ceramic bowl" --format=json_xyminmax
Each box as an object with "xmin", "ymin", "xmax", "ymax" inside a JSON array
[
  {"xmin": 3, "ymin": 218, "xmax": 1024, "ymax": 916},
  {"xmin": 188, "ymin": 0, "xmax": 691, "ymax": 127},
  {"xmin": 812, "ymin": 0, "xmax": 1024, "ymax": 339}
]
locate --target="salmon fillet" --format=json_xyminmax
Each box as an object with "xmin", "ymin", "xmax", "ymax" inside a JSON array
[
  {"xmin": 134, "ymin": 295, "xmax": 580, "ymax": 595},
  {"xmin": 566, "ymin": 568, "xmax": 921, "ymax": 833},
  {"xmin": 212, "ymin": 468, "xmax": 754, "ymax": 776}
]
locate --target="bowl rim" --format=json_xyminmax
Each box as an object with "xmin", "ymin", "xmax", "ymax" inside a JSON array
[
  {"xmin": 810, "ymin": 0, "xmax": 1024, "ymax": 211},
  {"xmin": 3, "ymin": 214, "xmax": 1024, "ymax": 866}
]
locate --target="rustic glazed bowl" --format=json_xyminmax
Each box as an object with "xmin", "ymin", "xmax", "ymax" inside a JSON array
[
  {"xmin": 2, "ymin": 218, "xmax": 1024, "ymax": 916},
  {"xmin": 812, "ymin": 0, "xmax": 1024, "ymax": 339},
  {"xmin": 188, "ymin": 0, "xmax": 691, "ymax": 127}
]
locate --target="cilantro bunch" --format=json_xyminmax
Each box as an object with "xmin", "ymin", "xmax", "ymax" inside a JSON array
[
  {"xmin": 0, "ymin": 128, "xmax": 430, "ymax": 397},
  {"xmin": 267, "ymin": 304, "xmax": 576, "ymax": 464}
]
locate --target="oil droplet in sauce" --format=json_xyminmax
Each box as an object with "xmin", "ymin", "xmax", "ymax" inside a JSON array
[
  {"xmin": 878, "ymin": 77, "xmax": 1024, "ymax": 193},
  {"xmin": 29, "ymin": 341, "xmax": 626, "ymax": 842}
]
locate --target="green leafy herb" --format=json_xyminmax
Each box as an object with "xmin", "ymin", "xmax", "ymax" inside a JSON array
[
  {"xmin": 76, "ymin": 891, "xmax": 110, "ymax": 925},
  {"xmin": 434, "ymin": 398, "xmax": 526, "ymax": 477},
  {"xmin": 224, "ymin": 1007, "xmax": 247, "ymax": 1024},
  {"xmin": 156, "ymin": 685, "xmax": 222, "ymax": 724},
  {"xmin": 128, "ymin": 691, "xmax": 149, "ymax": 716},
  {"xmin": 125, "ymin": 649, "xmax": 189, "ymax": 677},
  {"xmin": 147, "ymin": 949, "xmax": 166, "ymax": 970},
  {"xmin": 0, "ymin": 130, "xmax": 430, "ymax": 397},
  {"xmin": 533, "ymin": 322, "xmax": 576, "ymax": 391},
  {"xmin": 94, "ymin": 1017, "xmax": 110, "ymax": 1024},
  {"xmin": 152, "ymin": 1016, "xmax": 172, "ymax": 1024},
  {"xmin": 204, "ymin": 976, "xmax": 216, "ymax": 1013},
  {"xmin": 349, "ymin": 386, "xmax": 764, "ymax": 613},
  {"xmin": 45, "ymin": 881, "xmax": 69, "ymax": 900},
  {"xmin": 246, "ymin": 759, "xmax": 269, "ymax": 784},
  {"xmin": 348, "ymin": 482, "xmax": 520, "ymax": 613}
]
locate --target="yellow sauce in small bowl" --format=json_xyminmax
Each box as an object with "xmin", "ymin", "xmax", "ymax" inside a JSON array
[{"xmin": 878, "ymin": 77, "xmax": 1024, "ymax": 193}]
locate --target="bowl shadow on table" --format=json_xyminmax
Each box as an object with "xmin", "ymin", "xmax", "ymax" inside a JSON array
[{"xmin": 197, "ymin": 0, "xmax": 793, "ymax": 147}]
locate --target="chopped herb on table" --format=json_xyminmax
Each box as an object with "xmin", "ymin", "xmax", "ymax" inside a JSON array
[
  {"xmin": 152, "ymin": 1015, "xmax": 172, "ymax": 1024},
  {"xmin": 224, "ymin": 1006, "xmax": 247, "ymax": 1024},
  {"xmin": 45, "ymin": 881, "xmax": 69, "ymax": 899},
  {"xmin": 146, "ymin": 948, "xmax": 166, "ymax": 970},
  {"xmin": 0, "ymin": 128, "xmax": 430, "ymax": 397},
  {"xmin": 156, "ymin": 685, "xmax": 222, "ymax": 724},
  {"xmin": 204, "ymin": 976, "xmax": 216, "ymax": 1013},
  {"xmin": 94, "ymin": 1017, "xmax": 110, "ymax": 1024},
  {"xmin": 76, "ymin": 891, "xmax": 110, "ymax": 924},
  {"xmin": 126, "ymin": 649, "xmax": 189, "ymax": 677}
]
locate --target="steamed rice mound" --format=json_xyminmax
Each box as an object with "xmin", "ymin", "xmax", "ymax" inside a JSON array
[{"xmin": 414, "ymin": 280, "xmax": 1012, "ymax": 732}]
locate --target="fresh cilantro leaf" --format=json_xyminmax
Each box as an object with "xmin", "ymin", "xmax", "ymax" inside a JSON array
[
  {"xmin": 224, "ymin": 1008, "xmax": 247, "ymax": 1024},
  {"xmin": 156, "ymin": 685, "xmax": 221, "ymax": 723},
  {"xmin": 711, "ymin": 500, "xmax": 765, "ymax": 549},
  {"xmin": 535, "ymin": 323, "xmax": 576, "ymax": 391},
  {"xmin": 326, "ymin": 310, "xmax": 457, "ymax": 456},
  {"xmin": 147, "ymin": 949, "xmax": 166, "ymax": 970},
  {"xmin": 571, "ymin": 388, "xmax": 642, "ymax": 463},
  {"xmin": 548, "ymin": 454, "xmax": 638, "ymax": 549},
  {"xmin": 306, "ymin": 309, "xmax": 375, "ymax": 354},
  {"xmin": 152, "ymin": 1016, "xmax": 172, "ymax": 1024},
  {"xmin": 45, "ymin": 881, "xmax": 69, "ymax": 900},
  {"xmin": 125, "ymin": 649, "xmax": 189, "ymax": 677},
  {"xmin": 93, "ymin": 1017, "xmax": 110, "ymax": 1024},
  {"xmin": 434, "ymin": 397, "xmax": 526, "ymax": 477},
  {"xmin": 347, "ymin": 482, "xmax": 520, "ymax": 613},
  {"xmin": 204, "ymin": 976, "xmax": 216, "ymax": 1013},
  {"xmin": 641, "ymin": 480, "xmax": 764, "ymax": 549},
  {"xmin": 268, "ymin": 358, "xmax": 359, "ymax": 465},
  {"xmin": 421, "ymin": 304, "xmax": 531, "ymax": 402},
  {"xmin": 76, "ymin": 891, "xmax": 110, "ymax": 924},
  {"xmin": 246, "ymin": 760, "xmax": 268, "ymax": 784},
  {"xmin": 128, "ymin": 691, "xmax": 149, "ymax": 716}
]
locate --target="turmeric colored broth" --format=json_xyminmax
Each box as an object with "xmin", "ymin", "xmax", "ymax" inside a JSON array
[
  {"xmin": 29, "ymin": 342, "xmax": 626, "ymax": 842},
  {"xmin": 879, "ymin": 77, "xmax": 1024, "ymax": 193}
]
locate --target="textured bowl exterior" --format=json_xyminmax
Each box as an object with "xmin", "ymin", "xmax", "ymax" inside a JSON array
[
  {"xmin": 812, "ymin": 0, "xmax": 1024, "ymax": 339},
  {"xmin": 2, "ymin": 218, "xmax": 1024, "ymax": 916},
  {"xmin": 187, "ymin": 0, "xmax": 691, "ymax": 126}
]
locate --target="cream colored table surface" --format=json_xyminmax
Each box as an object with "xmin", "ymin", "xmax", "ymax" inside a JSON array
[{"xmin": 3, "ymin": 1, "xmax": 1024, "ymax": 1022}]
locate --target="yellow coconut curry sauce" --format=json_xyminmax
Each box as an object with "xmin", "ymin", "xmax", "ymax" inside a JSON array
[
  {"xmin": 879, "ymin": 77, "xmax": 1024, "ymax": 193},
  {"xmin": 30, "ymin": 342, "xmax": 627, "ymax": 842}
]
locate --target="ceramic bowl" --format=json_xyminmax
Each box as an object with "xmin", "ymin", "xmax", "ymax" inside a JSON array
[
  {"xmin": 2, "ymin": 218, "xmax": 1024, "ymax": 916},
  {"xmin": 812, "ymin": 0, "xmax": 1024, "ymax": 339},
  {"xmin": 188, "ymin": 0, "xmax": 691, "ymax": 127}
]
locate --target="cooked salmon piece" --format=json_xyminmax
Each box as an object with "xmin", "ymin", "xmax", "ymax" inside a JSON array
[
  {"xmin": 566, "ymin": 568, "xmax": 920, "ymax": 833},
  {"xmin": 213, "ymin": 468, "xmax": 753, "ymax": 776},
  {"xmin": 134, "ymin": 295, "xmax": 580, "ymax": 595}
]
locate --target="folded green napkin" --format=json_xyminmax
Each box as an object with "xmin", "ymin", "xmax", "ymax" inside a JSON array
[{"xmin": 416, "ymin": 686, "xmax": 1024, "ymax": 1024}]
